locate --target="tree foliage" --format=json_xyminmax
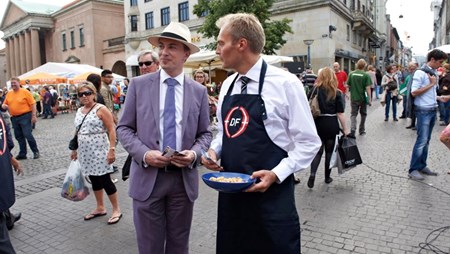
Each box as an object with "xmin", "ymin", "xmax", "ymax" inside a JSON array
[{"xmin": 193, "ymin": 0, "xmax": 292, "ymax": 55}]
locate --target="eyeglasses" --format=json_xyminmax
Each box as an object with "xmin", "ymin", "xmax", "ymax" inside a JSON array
[
  {"xmin": 138, "ymin": 61, "xmax": 153, "ymax": 67},
  {"xmin": 78, "ymin": 91, "xmax": 93, "ymax": 97}
]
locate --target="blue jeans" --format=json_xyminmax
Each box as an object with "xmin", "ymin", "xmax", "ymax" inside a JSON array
[
  {"xmin": 401, "ymin": 95, "xmax": 407, "ymax": 117},
  {"xmin": 43, "ymin": 104, "xmax": 53, "ymax": 118},
  {"xmin": 443, "ymin": 101, "xmax": 450, "ymax": 124},
  {"xmin": 385, "ymin": 92, "xmax": 398, "ymax": 119},
  {"xmin": 11, "ymin": 112, "xmax": 39, "ymax": 157},
  {"xmin": 409, "ymin": 108, "xmax": 437, "ymax": 172}
]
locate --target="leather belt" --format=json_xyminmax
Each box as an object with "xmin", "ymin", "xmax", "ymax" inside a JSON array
[
  {"xmin": 11, "ymin": 111, "xmax": 32, "ymax": 118},
  {"xmin": 160, "ymin": 165, "xmax": 182, "ymax": 173}
]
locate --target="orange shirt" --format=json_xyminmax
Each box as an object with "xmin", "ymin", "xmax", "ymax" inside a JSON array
[{"xmin": 3, "ymin": 88, "xmax": 36, "ymax": 116}]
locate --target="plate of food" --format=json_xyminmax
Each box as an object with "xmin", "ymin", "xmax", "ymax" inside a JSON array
[{"xmin": 202, "ymin": 172, "xmax": 256, "ymax": 193}]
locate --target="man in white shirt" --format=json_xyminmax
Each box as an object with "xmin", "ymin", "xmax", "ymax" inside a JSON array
[
  {"xmin": 201, "ymin": 13, "xmax": 321, "ymax": 254},
  {"xmin": 408, "ymin": 49, "xmax": 447, "ymax": 180}
]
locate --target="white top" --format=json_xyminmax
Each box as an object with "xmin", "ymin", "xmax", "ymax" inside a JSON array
[
  {"xmin": 159, "ymin": 69, "xmax": 185, "ymax": 152},
  {"xmin": 210, "ymin": 57, "xmax": 321, "ymax": 182},
  {"xmin": 411, "ymin": 66, "xmax": 438, "ymax": 109}
]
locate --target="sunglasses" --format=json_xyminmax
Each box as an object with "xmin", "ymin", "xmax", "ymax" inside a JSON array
[
  {"xmin": 138, "ymin": 61, "xmax": 153, "ymax": 67},
  {"xmin": 78, "ymin": 91, "xmax": 93, "ymax": 97}
]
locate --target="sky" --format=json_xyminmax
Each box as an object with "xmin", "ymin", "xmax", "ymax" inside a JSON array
[
  {"xmin": 385, "ymin": 0, "xmax": 435, "ymax": 55},
  {"xmin": 0, "ymin": 0, "xmax": 438, "ymax": 55}
]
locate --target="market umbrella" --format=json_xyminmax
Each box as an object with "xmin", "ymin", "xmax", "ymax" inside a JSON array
[
  {"xmin": 20, "ymin": 72, "xmax": 67, "ymax": 85},
  {"xmin": 69, "ymin": 72, "xmax": 97, "ymax": 84},
  {"xmin": 434, "ymin": 44, "xmax": 450, "ymax": 53}
]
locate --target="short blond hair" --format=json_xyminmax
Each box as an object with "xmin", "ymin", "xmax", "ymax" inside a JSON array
[
  {"xmin": 216, "ymin": 13, "xmax": 265, "ymax": 54},
  {"xmin": 356, "ymin": 59, "xmax": 367, "ymax": 70},
  {"xmin": 77, "ymin": 81, "xmax": 97, "ymax": 100}
]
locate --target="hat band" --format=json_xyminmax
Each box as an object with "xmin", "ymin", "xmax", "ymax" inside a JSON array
[{"xmin": 160, "ymin": 32, "xmax": 188, "ymax": 43}]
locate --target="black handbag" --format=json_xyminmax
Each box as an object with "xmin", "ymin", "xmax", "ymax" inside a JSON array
[
  {"xmin": 69, "ymin": 104, "xmax": 97, "ymax": 150},
  {"xmin": 122, "ymin": 155, "xmax": 132, "ymax": 181},
  {"xmin": 386, "ymin": 80, "xmax": 397, "ymax": 91},
  {"xmin": 338, "ymin": 136, "xmax": 362, "ymax": 168}
]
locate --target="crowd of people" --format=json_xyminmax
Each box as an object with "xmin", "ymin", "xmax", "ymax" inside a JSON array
[{"xmin": 1, "ymin": 12, "xmax": 450, "ymax": 254}]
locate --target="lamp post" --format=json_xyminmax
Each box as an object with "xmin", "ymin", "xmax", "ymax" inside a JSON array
[{"xmin": 303, "ymin": 39, "xmax": 314, "ymax": 68}]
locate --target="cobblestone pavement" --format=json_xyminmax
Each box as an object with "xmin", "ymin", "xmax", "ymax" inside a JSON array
[{"xmin": 7, "ymin": 100, "xmax": 450, "ymax": 254}]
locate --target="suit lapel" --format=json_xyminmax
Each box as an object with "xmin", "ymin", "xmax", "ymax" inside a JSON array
[
  {"xmin": 181, "ymin": 76, "xmax": 192, "ymax": 146},
  {"xmin": 149, "ymin": 71, "xmax": 161, "ymax": 134}
]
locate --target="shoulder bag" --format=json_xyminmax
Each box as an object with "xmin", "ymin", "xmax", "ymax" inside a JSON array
[
  {"xmin": 308, "ymin": 86, "xmax": 320, "ymax": 118},
  {"xmin": 69, "ymin": 103, "xmax": 97, "ymax": 150}
]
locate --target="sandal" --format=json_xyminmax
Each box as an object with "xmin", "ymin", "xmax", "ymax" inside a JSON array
[
  {"xmin": 107, "ymin": 214, "xmax": 122, "ymax": 225},
  {"xmin": 84, "ymin": 212, "xmax": 107, "ymax": 221}
]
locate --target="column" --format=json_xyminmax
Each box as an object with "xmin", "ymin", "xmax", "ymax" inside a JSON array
[
  {"xmin": 30, "ymin": 28, "xmax": 41, "ymax": 69},
  {"xmin": 8, "ymin": 37, "xmax": 15, "ymax": 77},
  {"xmin": 5, "ymin": 39, "xmax": 11, "ymax": 80},
  {"xmin": 25, "ymin": 30, "xmax": 32, "ymax": 72},
  {"xmin": 19, "ymin": 31, "xmax": 26, "ymax": 74},
  {"xmin": 14, "ymin": 34, "xmax": 20, "ymax": 77}
]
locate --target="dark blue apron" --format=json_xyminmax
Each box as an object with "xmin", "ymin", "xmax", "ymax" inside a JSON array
[
  {"xmin": 0, "ymin": 115, "xmax": 15, "ymax": 212},
  {"xmin": 217, "ymin": 61, "xmax": 300, "ymax": 254}
]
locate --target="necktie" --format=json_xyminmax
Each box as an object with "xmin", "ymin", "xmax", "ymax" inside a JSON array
[
  {"xmin": 240, "ymin": 76, "xmax": 250, "ymax": 94},
  {"xmin": 163, "ymin": 78, "xmax": 177, "ymax": 149}
]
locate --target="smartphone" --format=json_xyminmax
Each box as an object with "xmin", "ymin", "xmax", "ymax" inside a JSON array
[{"xmin": 201, "ymin": 149, "xmax": 220, "ymax": 167}]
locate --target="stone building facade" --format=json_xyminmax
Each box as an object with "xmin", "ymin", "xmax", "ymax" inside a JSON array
[
  {"xmin": 123, "ymin": 0, "xmax": 388, "ymax": 76},
  {"xmin": 0, "ymin": 0, "xmax": 126, "ymax": 79}
]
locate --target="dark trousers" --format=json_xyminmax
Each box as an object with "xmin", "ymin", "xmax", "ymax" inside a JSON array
[
  {"xmin": 43, "ymin": 104, "xmax": 53, "ymax": 118},
  {"xmin": 36, "ymin": 102, "xmax": 41, "ymax": 115},
  {"xmin": 0, "ymin": 213, "xmax": 16, "ymax": 254},
  {"xmin": 11, "ymin": 112, "xmax": 39, "ymax": 157}
]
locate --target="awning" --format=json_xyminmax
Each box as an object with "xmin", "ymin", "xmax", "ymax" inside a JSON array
[{"xmin": 126, "ymin": 53, "xmax": 139, "ymax": 66}]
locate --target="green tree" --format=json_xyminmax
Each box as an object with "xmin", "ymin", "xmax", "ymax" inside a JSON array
[{"xmin": 193, "ymin": 0, "xmax": 292, "ymax": 55}]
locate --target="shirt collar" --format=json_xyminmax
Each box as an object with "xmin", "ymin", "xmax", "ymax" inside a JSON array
[
  {"xmin": 160, "ymin": 69, "xmax": 184, "ymax": 86},
  {"xmin": 238, "ymin": 57, "xmax": 263, "ymax": 83}
]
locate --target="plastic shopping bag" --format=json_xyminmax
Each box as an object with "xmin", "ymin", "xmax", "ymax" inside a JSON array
[
  {"xmin": 61, "ymin": 160, "xmax": 89, "ymax": 201},
  {"xmin": 338, "ymin": 136, "xmax": 363, "ymax": 169},
  {"xmin": 329, "ymin": 135, "xmax": 340, "ymax": 169}
]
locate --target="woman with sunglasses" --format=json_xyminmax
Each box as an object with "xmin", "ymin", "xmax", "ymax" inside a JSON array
[{"xmin": 70, "ymin": 82, "xmax": 122, "ymax": 224}]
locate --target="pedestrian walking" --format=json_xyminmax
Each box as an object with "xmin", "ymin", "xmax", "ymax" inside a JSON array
[
  {"xmin": 1, "ymin": 77, "xmax": 40, "ymax": 160},
  {"xmin": 347, "ymin": 59, "xmax": 372, "ymax": 136},
  {"xmin": 70, "ymin": 82, "xmax": 122, "ymax": 224},
  {"xmin": 307, "ymin": 67, "xmax": 349, "ymax": 188}
]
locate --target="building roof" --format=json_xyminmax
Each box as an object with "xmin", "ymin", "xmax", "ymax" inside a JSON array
[{"xmin": 10, "ymin": 0, "xmax": 62, "ymax": 15}]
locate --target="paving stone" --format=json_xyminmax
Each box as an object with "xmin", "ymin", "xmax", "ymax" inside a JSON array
[{"xmin": 5, "ymin": 103, "xmax": 450, "ymax": 253}]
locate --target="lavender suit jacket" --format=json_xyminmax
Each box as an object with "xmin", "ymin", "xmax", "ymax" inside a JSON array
[{"xmin": 117, "ymin": 71, "xmax": 212, "ymax": 202}]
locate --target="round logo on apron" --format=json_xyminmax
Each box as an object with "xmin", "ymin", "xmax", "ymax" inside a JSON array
[
  {"xmin": 223, "ymin": 106, "xmax": 250, "ymax": 138},
  {"xmin": 0, "ymin": 118, "xmax": 6, "ymax": 156}
]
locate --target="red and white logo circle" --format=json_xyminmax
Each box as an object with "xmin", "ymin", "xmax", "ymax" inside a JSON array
[
  {"xmin": 224, "ymin": 106, "xmax": 250, "ymax": 138},
  {"xmin": 0, "ymin": 118, "xmax": 6, "ymax": 156}
]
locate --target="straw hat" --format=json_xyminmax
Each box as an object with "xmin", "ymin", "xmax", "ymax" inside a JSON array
[{"xmin": 148, "ymin": 22, "xmax": 200, "ymax": 54}]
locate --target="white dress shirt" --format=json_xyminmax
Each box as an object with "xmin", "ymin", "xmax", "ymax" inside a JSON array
[
  {"xmin": 210, "ymin": 57, "xmax": 321, "ymax": 182},
  {"xmin": 159, "ymin": 70, "xmax": 184, "ymax": 152}
]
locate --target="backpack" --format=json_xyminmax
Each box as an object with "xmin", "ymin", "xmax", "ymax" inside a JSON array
[
  {"xmin": 406, "ymin": 67, "xmax": 436, "ymax": 118},
  {"xmin": 51, "ymin": 92, "xmax": 58, "ymax": 107}
]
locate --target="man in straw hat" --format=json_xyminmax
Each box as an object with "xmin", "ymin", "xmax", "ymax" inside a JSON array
[
  {"xmin": 117, "ymin": 22, "xmax": 212, "ymax": 254},
  {"xmin": 201, "ymin": 13, "xmax": 321, "ymax": 254}
]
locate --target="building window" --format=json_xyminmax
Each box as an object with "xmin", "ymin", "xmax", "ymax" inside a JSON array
[
  {"xmin": 352, "ymin": 31, "xmax": 357, "ymax": 44},
  {"xmin": 130, "ymin": 0, "xmax": 137, "ymax": 6},
  {"xmin": 79, "ymin": 27, "xmax": 85, "ymax": 46},
  {"xmin": 144, "ymin": 0, "xmax": 151, "ymax": 2},
  {"xmin": 62, "ymin": 33, "xmax": 67, "ymax": 51},
  {"xmin": 161, "ymin": 7, "xmax": 170, "ymax": 26},
  {"xmin": 145, "ymin": 12, "xmax": 154, "ymax": 30},
  {"xmin": 346, "ymin": 25, "xmax": 350, "ymax": 41},
  {"xmin": 70, "ymin": 30, "xmax": 75, "ymax": 49},
  {"xmin": 130, "ymin": 15, "xmax": 138, "ymax": 32},
  {"xmin": 179, "ymin": 2, "xmax": 189, "ymax": 22},
  {"xmin": 358, "ymin": 34, "xmax": 363, "ymax": 46}
]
